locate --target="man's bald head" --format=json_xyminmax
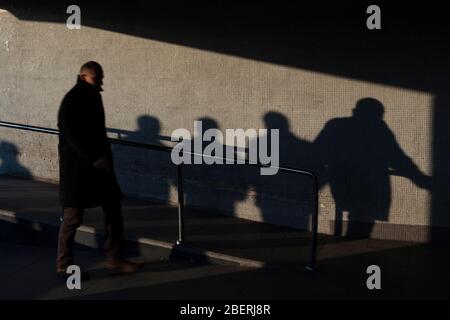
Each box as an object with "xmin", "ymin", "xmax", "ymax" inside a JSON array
[{"xmin": 79, "ymin": 61, "xmax": 104, "ymax": 89}]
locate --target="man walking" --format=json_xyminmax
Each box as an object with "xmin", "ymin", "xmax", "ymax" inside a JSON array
[{"xmin": 56, "ymin": 61, "xmax": 142, "ymax": 278}]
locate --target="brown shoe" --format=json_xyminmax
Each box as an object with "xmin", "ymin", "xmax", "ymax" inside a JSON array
[{"xmin": 106, "ymin": 260, "xmax": 144, "ymax": 274}]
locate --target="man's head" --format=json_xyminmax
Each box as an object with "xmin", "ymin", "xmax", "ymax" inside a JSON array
[
  {"xmin": 353, "ymin": 97, "xmax": 384, "ymax": 120},
  {"xmin": 79, "ymin": 61, "xmax": 104, "ymax": 90}
]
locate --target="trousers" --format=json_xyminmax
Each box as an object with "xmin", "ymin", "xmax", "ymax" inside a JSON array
[{"xmin": 56, "ymin": 200, "xmax": 124, "ymax": 271}]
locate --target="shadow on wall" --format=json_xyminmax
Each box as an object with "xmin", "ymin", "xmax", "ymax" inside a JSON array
[
  {"xmin": 249, "ymin": 112, "xmax": 317, "ymax": 230},
  {"xmin": 108, "ymin": 97, "xmax": 431, "ymax": 236},
  {"xmin": 182, "ymin": 117, "xmax": 250, "ymax": 219},
  {"xmin": 0, "ymin": 107, "xmax": 434, "ymax": 238},
  {"xmin": 0, "ymin": 141, "xmax": 32, "ymax": 178},
  {"xmin": 111, "ymin": 115, "xmax": 174, "ymax": 204},
  {"xmin": 313, "ymin": 98, "xmax": 432, "ymax": 237}
]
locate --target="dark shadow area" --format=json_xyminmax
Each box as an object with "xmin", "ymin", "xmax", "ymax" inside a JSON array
[
  {"xmin": 248, "ymin": 112, "xmax": 318, "ymax": 230},
  {"xmin": 1, "ymin": 1, "xmax": 448, "ymax": 91},
  {"xmin": 75, "ymin": 259, "xmax": 202, "ymax": 283},
  {"xmin": 62, "ymin": 242, "xmax": 450, "ymax": 300},
  {"xmin": 313, "ymin": 98, "xmax": 432, "ymax": 238},
  {"xmin": 431, "ymin": 93, "xmax": 450, "ymax": 242},
  {"xmin": 182, "ymin": 117, "xmax": 249, "ymax": 221},
  {"xmin": 0, "ymin": 175, "xmax": 347, "ymax": 266},
  {"xmin": 0, "ymin": 141, "xmax": 32, "ymax": 178},
  {"xmin": 2, "ymin": 237, "xmax": 450, "ymax": 299},
  {"xmin": 111, "ymin": 115, "xmax": 175, "ymax": 203},
  {"xmin": 105, "ymin": 104, "xmax": 431, "ymax": 244}
]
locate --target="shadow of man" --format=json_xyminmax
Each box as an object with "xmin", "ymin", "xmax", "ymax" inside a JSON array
[
  {"xmin": 183, "ymin": 117, "xmax": 249, "ymax": 217},
  {"xmin": 249, "ymin": 112, "xmax": 315, "ymax": 229},
  {"xmin": 126, "ymin": 115, "xmax": 163, "ymax": 145},
  {"xmin": 313, "ymin": 97, "xmax": 431, "ymax": 238},
  {"xmin": 0, "ymin": 141, "xmax": 32, "ymax": 178},
  {"xmin": 113, "ymin": 115, "xmax": 172, "ymax": 203}
]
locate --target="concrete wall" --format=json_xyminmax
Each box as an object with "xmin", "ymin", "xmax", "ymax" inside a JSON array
[{"xmin": 0, "ymin": 2, "xmax": 447, "ymax": 241}]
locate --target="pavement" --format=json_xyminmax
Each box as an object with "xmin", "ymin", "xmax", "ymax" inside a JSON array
[{"xmin": 1, "ymin": 175, "xmax": 450, "ymax": 299}]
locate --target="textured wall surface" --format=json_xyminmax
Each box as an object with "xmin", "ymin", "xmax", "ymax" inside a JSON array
[{"xmin": 0, "ymin": 2, "xmax": 448, "ymax": 241}]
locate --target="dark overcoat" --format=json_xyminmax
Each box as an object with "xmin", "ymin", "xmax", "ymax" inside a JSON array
[{"xmin": 57, "ymin": 79, "xmax": 122, "ymax": 208}]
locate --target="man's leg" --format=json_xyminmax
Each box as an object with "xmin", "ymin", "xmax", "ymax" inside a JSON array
[
  {"xmin": 102, "ymin": 200, "xmax": 143, "ymax": 273},
  {"xmin": 56, "ymin": 207, "xmax": 84, "ymax": 272},
  {"xmin": 101, "ymin": 200, "xmax": 124, "ymax": 263}
]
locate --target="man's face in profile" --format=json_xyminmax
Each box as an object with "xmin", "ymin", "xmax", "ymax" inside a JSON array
[{"xmin": 80, "ymin": 68, "xmax": 104, "ymax": 90}]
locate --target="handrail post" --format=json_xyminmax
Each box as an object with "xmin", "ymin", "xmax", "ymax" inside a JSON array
[
  {"xmin": 306, "ymin": 173, "xmax": 319, "ymax": 271},
  {"xmin": 176, "ymin": 163, "xmax": 185, "ymax": 245}
]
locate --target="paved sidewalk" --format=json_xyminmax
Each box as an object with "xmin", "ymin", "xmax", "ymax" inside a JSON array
[
  {"xmin": 1, "ymin": 175, "xmax": 450, "ymax": 299},
  {"xmin": 1, "ymin": 241, "xmax": 450, "ymax": 300},
  {"xmin": 0, "ymin": 175, "xmax": 321, "ymax": 267}
]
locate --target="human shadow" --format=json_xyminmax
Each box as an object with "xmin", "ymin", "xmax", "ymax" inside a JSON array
[
  {"xmin": 111, "ymin": 115, "xmax": 174, "ymax": 204},
  {"xmin": 182, "ymin": 117, "xmax": 249, "ymax": 219},
  {"xmin": 247, "ymin": 112, "xmax": 317, "ymax": 230},
  {"xmin": 313, "ymin": 97, "xmax": 432, "ymax": 238},
  {"xmin": 0, "ymin": 141, "xmax": 32, "ymax": 178}
]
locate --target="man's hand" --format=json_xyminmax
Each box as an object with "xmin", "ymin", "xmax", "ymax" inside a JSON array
[{"xmin": 93, "ymin": 156, "xmax": 112, "ymax": 174}]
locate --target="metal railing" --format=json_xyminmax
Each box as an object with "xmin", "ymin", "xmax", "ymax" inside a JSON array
[{"xmin": 0, "ymin": 120, "xmax": 319, "ymax": 271}]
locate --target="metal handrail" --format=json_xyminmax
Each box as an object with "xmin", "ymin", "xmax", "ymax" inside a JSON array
[{"xmin": 0, "ymin": 120, "xmax": 319, "ymax": 271}]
